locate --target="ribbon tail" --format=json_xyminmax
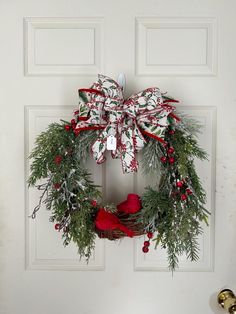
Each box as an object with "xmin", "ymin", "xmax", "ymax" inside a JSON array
[
  {"xmin": 91, "ymin": 123, "xmax": 117, "ymax": 164},
  {"xmin": 120, "ymin": 126, "xmax": 137, "ymax": 173},
  {"xmin": 91, "ymin": 137, "xmax": 107, "ymax": 164},
  {"xmin": 120, "ymin": 120, "xmax": 146, "ymax": 173}
]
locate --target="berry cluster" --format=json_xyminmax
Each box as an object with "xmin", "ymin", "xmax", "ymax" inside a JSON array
[
  {"xmin": 64, "ymin": 119, "xmax": 80, "ymax": 136},
  {"xmin": 142, "ymin": 232, "xmax": 153, "ymax": 253},
  {"xmin": 175, "ymin": 180, "xmax": 193, "ymax": 201},
  {"xmin": 160, "ymin": 126, "xmax": 176, "ymax": 164},
  {"xmin": 160, "ymin": 139, "xmax": 176, "ymax": 165},
  {"xmin": 159, "ymin": 128, "xmax": 193, "ymax": 202},
  {"xmin": 54, "ymin": 223, "xmax": 68, "ymax": 233}
]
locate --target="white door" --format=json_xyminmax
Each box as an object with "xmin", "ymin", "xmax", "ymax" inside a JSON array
[{"xmin": 1, "ymin": 1, "xmax": 236, "ymax": 314}]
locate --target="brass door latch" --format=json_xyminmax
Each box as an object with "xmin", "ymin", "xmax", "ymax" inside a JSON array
[{"xmin": 218, "ymin": 289, "xmax": 236, "ymax": 314}]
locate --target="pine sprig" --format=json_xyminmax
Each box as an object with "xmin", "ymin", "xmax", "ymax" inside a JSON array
[
  {"xmin": 175, "ymin": 111, "xmax": 204, "ymax": 136},
  {"xmin": 28, "ymin": 122, "xmax": 101, "ymax": 260},
  {"xmin": 140, "ymin": 115, "xmax": 209, "ymax": 270},
  {"xmin": 141, "ymin": 140, "xmax": 165, "ymax": 176}
]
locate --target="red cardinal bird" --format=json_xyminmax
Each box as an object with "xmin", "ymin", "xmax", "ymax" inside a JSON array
[
  {"xmin": 117, "ymin": 194, "xmax": 142, "ymax": 214},
  {"xmin": 95, "ymin": 208, "xmax": 134, "ymax": 237}
]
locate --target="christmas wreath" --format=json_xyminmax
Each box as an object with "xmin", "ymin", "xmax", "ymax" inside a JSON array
[{"xmin": 28, "ymin": 74, "xmax": 209, "ymax": 270}]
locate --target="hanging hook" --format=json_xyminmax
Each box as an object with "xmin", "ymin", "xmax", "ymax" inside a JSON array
[{"xmin": 117, "ymin": 73, "xmax": 126, "ymax": 92}]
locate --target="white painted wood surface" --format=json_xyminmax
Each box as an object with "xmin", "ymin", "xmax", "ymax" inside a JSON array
[
  {"xmin": 136, "ymin": 17, "xmax": 218, "ymax": 76},
  {"xmin": 1, "ymin": 0, "xmax": 236, "ymax": 313}
]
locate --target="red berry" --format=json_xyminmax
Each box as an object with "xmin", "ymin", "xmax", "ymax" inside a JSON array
[
  {"xmin": 54, "ymin": 155, "xmax": 62, "ymax": 164},
  {"xmin": 64, "ymin": 125, "xmax": 71, "ymax": 131},
  {"xmin": 144, "ymin": 241, "xmax": 150, "ymax": 247},
  {"xmin": 147, "ymin": 232, "xmax": 153, "ymax": 239},
  {"xmin": 71, "ymin": 119, "xmax": 76, "ymax": 125},
  {"xmin": 74, "ymin": 129, "xmax": 80, "ymax": 136},
  {"xmin": 91, "ymin": 200, "xmax": 97, "ymax": 207},
  {"xmin": 167, "ymin": 147, "xmax": 175, "ymax": 154},
  {"xmin": 53, "ymin": 183, "xmax": 61, "ymax": 190},
  {"xmin": 160, "ymin": 156, "xmax": 167, "ymax": 163},
  {"xmin": 176, "ymin": 181, "xmax": 183, "ymax": 188},
  {"xmin": 186, "ymin": 188, "xmax": 193, "ymax": 195},
  {"xmin": 55, "ymin": 223, "xmax": 60, "ymax": 230},
  {"xmin": 168, "ymin": 129, "xmax": 175, "ymax": 135},
  {"xmin": 142, "ymin": 246, "xmax": 149, "ymax": 253},
  {"xmin": 181, "ymin": 194, "xmax": 187, "ymax": 201},
  {"xmin": 169, "ymin": 157, "xmax": 175, "ymax": 164}
]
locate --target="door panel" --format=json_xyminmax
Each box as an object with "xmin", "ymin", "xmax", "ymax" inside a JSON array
[{"xmin": 1, "ymin": 0, "xmax": 236, "ymax": 314}]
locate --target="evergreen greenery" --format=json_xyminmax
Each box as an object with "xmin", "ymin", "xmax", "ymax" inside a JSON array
[
  {"xmin": 28, "ymin": 124, "xmax": 101, "ymax": 259},
  {"xmin": 28, "ymin": 113, "xmax": 209, "ymax": 270},
  {"xmin": 140, "ymin": 114, "xmax": 209, "ymax": 269}
]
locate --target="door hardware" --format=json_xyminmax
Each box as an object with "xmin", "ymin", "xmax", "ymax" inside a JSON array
[{"xmin": 218, "ymin": 289, "xmax": 236, "ymax": 314}]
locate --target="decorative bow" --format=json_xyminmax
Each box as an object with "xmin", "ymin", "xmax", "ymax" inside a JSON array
[{"xmin": 74, "ymin": 74, "xmax": 179, "ymax": 173}]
